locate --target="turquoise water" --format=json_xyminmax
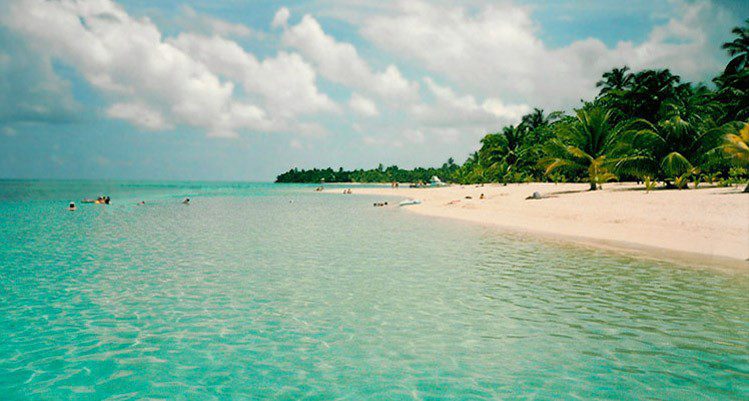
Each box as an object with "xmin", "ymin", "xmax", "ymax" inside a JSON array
[{"xmin": 0, "ymin": 180, "xmax": 747, "ymax": 400}]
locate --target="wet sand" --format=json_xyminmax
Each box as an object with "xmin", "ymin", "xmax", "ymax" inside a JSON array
[{"xmin": 334, "ymin": 182, "xmax": 749, "ymax": 266}]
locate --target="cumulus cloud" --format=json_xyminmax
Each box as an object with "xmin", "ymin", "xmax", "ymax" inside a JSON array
[
  {"xmin": 279, "ymin": 11, "xmax": 420, "ymax": 103},
  {"xmin": 107, "ymin": 102, "xmax": 172, "ymax": 131},
  {"xmin": 412, "ymin": 77, "xmax": 529, "ymax": 126},
  {"xmin": 1, "ymin": 0, "xmax": 334, "ymax": 137},
  {"xmin": 348, "ymin": 93, "xmax": 379, "ymax": 116},
  {"xmin": 0, "ymin": 29, "xmax": 79, "ymax": 124},
  {"xmin": 178, "ymin": 6, "xmax": 260, "ymax": 39},
  {"xmin": 1, "ymin": 0, "xmax": 735, "ymax": 172},
  {"xmin": 169, "ymin": 33, "xmax": 338, "ymax": 118},
  {"xmin": 272, "ymin": 7, "xmax": 291, "ymax": 28},
  {"xmin": 358, "ymin": 0, "xmax": 731, "ymax": 109}
]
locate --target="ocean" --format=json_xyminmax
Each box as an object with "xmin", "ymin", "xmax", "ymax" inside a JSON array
[{"xmin": 0, "ymin": 180, "xmax": 747, "ymax": 400}]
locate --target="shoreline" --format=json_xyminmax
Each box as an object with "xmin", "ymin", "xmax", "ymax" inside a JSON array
[{"xmin": 326, "ymin": 182, "xmax": 749, "ymax": 268}]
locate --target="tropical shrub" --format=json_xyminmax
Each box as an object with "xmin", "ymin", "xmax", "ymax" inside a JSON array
[{"xmin": 542, "ymin": 106, "xmax": 640, "ymax": 190}]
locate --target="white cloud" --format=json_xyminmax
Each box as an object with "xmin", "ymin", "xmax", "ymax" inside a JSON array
[
  {"xmin": 2, "ymin": 0, "xmax": 732, "ymax": 174},
  {"xmin": 404, "ymin": 129, "xmax": 425, "ymax": 144},
  {"xmin": 272, "ymin": 7, "xmax": 291, "ymax": 28},
  {"xmin": 274, "ymin": 5, "xmax": 531, "ymax": 151},
  {"xmin": 412, "ymin": 78, "xmax": 529, "ymax": 126},
  {"xmin": 0, "ymin": 42, "xmax": 79, "ymax": 123},
  {"xmin": 362, "ymin": 135, "xmax": 403, "ymax": 148},
  {"xmin": 348, "ymin": 93, "xmax": 379, "ymax": 116},
  {"xmin": 107, "ymin": 102, "xmax": 172, "ymax": 131},
  {"xmin": 280, "ymin": 11, "xmax": 420, "ymax": 103},
  {"xmin": 290, "ymin": 139, "xmax": 303, "ymax": 149},
  {"xmin": 178, "ymin": 6, "xmax": 259, "ymax": 39},
  {"xmin": 2, "ymin": 0, "xmax": 334, "ymax": 137},
  {"xmin": 358, "ymin": 0, "xmax": 730, "ymax": 110},
  {"xmin": 170, "ymin": 33, "xmax": 338, "ymax": 118}
]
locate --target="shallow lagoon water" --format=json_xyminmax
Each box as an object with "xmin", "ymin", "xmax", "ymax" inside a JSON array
[{"xmin": 0, "ymin": 181, "xmax": 747, "ymax": 400}]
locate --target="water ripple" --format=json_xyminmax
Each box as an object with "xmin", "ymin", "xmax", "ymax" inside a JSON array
[{"xmin": 0, "ymin": 182, "xmax": 747, "ymax": 400}]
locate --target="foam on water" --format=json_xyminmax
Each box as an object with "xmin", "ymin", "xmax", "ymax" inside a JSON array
[{"xmin": 0, "ymin": 181, "xmax": 747, "ymax": 400}]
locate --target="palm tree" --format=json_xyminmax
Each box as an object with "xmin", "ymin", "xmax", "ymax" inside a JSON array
[
  {"xmin": 519, "ymin": 108, "xmax": 564, "ymax": 137},
  {"xmin": 520, "ymin": 108, "xmax": 551, "ymax": 132},
  {"xmin": 542, "ymin": 106, "xmax": 635, "ymax": 190},
  {"xmin": 497, "ymin": 125, "xmax": 525, "ymax": 167},
  {"xmin": 619, "ymin": 115, "xmax": 725, "ymax": 188},
  {"xmin": 596, "ymin": 66, "xmax": 633, "ymax": 96},
  {"xmin": 478, "ymin": 125, "xmax": 534, "ymax": 182},
  {"xmin": 663, "ymin": 84, "xmax": 722, "ymax": 123},
  {"xmin": 715, "ymin": 20, "xmax": 749, "ymax": 123},
  {"xmin": 595, "ymin": 68, "xmax": 685, "ymax": 125},
  {"xmin": 478, "ymin": 132, "xmax": 505, "ymax": 179},
  {"xmin": 722, "ymin": 122, "xmax": 749, "ymax": 192},
  {"xmin": 632, "ymin": 69, "xmax": 682, "ymax": 121},
  {"xmin": 713, "ymin": 70, "xmax": 749, "ymax": 122},
  {"xmin": 722, "ymin": 19, "xmax": 749, "ymax": 75}
]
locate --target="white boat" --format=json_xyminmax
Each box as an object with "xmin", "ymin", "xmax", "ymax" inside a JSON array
[
  {"xmin": 430, "ymin": 176, "xmax": 445, "ymax": 186},
  {"xmin": 399, "ymin": 199, "xmax": 421, "ymax": 206}
]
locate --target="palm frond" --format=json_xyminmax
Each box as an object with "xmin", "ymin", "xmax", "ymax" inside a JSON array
[
  {"xmin": 543, "ymin": 159, "xmax": 573, "ymax": 175},
  {"xmin": 565, "ymin": 146, "xmax": 593, "ymax": 162},
  {"xmin": 723, "ymin": 123, "xmax": 749, "ymax": 166},
  {"xmin": 661, "ymin": 152, "xmax": 693, "ymax": 177}
]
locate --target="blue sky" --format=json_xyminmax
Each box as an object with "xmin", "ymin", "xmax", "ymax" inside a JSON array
[{"xmin": 0, "ymin": 0, "xmax": 746, "ymax": 181}]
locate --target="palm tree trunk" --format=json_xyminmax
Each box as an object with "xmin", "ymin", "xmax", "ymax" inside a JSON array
[
  {"xmin": 744, "ymin": 181, "xmax": 749, "ymax": 193},
  {"xmin": 589, "ymin": 181, "xmax": 598, "ymax": 191}
]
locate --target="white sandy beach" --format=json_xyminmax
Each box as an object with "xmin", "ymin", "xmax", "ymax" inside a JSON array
[{"xmin": 333, "ymin": 183, "xmax": 749, "ymax": 265}]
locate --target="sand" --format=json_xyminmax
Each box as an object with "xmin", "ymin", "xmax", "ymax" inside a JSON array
[{"xmin": 331, "ymin": 183, "xmax": 749, "ymax": 266}]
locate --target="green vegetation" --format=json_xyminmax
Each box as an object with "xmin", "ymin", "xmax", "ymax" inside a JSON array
[
  {"xmin": 277, "ymin": 21, "xmax": 749, "ymax": 190},
  {"xmin": 541, "ymin": 107, "xmax": 643, "ymax": 190},
  {"xmin": 722, "ymin": 122, "xmax": 749, "ymax": 192},
  {"xmin": 275, "ymin": 161, "xmax": 458, "ymax": 184}
]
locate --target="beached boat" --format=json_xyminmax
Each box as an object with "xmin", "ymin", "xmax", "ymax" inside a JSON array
[
  {"xmin": 430, "ymin": 176, "xmax": 446, "ymax": 186},
  {"xmin": 399, "ymin": 199, "xmax": 421, "ymax": 206}
]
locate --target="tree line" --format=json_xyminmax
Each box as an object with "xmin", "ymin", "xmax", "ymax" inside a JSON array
[
  {"xmin": 277, "ymin": 20, "xmax": 749, "ymax": 191},
  {"xmin": 275, "ymin": 161, "xmax": 459, "ymax": 184}
]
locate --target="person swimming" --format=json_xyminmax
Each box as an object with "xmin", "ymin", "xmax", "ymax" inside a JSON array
[
  {"xmin": 94, "ymin": 195, "xmax": 110, "ymax": 204},
  {"xmin": 68, "ymin": 202, "xmax": 76, "ymax": 211},
  {"xmin": 182, "ymin": 198, "xmax": 190, "ymax": 204}
]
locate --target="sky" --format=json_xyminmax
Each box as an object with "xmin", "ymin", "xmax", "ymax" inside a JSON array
[{"xmin": 0, "ymin": 0, "xmax": 746, "ymax": 181}]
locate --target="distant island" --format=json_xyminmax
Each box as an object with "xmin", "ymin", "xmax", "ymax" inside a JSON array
[{"xmin": 277, "ymin": 20, "xmax": 748, "ymax": 192}]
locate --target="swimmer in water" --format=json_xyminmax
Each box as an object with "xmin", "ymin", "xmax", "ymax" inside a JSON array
[
  {"xmin": 68, "ymin": 202, "xmax": 76, "ymax": 211},
  {"xmin": 182, "ymin": 198, "xmax": 190, "ymax": 205}
]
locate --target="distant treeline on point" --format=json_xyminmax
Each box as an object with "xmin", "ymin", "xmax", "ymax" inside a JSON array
[
  {"xmin": 277, "ymin": 20, "xmax": 749, "ymax": 191},
  {"xmin": 275, "ymin": 163, "xmax": 459, "ymax": 184}
]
